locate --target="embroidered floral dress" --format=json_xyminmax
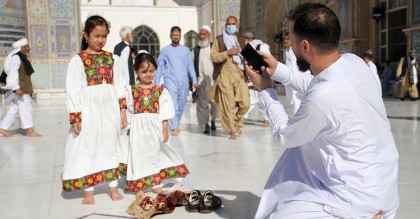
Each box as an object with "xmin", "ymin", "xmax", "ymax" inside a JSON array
[
  {"xmin": 125, "ymin": 84, "xmax": 189, "ymax": 192},
  {"xmin": 62, "ymin": 51, "xmax": 128, "ymax": 191}
]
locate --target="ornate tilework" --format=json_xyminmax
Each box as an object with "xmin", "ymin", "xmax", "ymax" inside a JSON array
[
  {"xmin": 30, "ymin": 25, "xmax": 48, "ymax": 57},
  {"xmin": 79, "ymin": 51, "xmax": 115, "ymax": 86},
  {"xmin": 412, "ymin": 31, "xmax": 420, "ymax": 55},
  {"xmin": 131, "ymin": 85, "xmax": 163, "ymax": 114},
  {"xmin": 125, "ymin": 164, "xmax": 189, "ymax": 192},
  {"xmin": 49, "ymin": 0, "xmax": 75, "ymax": 19},
  {"xmin": 62, "ymin": 167, "xmax": 119, "ymax": 192}
]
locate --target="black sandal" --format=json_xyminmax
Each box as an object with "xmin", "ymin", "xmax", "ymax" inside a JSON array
[
  {"xmin": 185, "ymin": 190, "xmax": 201, "ymax": 212},
  {"xmin": 200, "ymin": 190, "xmax": 222, "ymax": 213}
]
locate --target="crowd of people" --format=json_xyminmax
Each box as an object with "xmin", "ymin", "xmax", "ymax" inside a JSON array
[{"xmin": 0, "ymin": 2, "xmax": 413, "ymax": 218}]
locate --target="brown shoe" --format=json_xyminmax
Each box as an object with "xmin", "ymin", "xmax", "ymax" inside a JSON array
[{"xmin": 262, "ymin": 120, "xmax": 269, "ymax": 128}]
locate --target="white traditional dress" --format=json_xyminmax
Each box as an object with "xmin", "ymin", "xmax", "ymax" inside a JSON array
[
  {"xmin": 255, "ymin": 54, "xmax": 399, "ymax": 218},
  {"xmin": 62, "ymin": 51, "xmax": 128, "ymax": 191},
  {"xmin": 125, "ymin": 84, "xmax": 189, "ymax": 192}
]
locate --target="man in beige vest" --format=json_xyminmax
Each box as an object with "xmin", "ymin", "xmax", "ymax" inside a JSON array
[
  {"xmin": 210, "ymin": 16, "xmax": 250, "ymax": 139},
  {"xmin": 0, "ymin": 38, "xmax": 41, "ymax": 137}
]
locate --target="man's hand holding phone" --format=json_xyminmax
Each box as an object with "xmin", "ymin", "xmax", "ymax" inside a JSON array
[{"xmin": 244, "ymin": 48, "xmax": 278, "ymax": 91}]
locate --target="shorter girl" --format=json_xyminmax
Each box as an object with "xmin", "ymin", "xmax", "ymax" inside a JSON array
[{"xmin": 125, "ymin": 52, "xmax": 189, "ymax": 194}]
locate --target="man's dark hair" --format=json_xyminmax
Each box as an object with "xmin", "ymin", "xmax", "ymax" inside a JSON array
[
  {"xmin": 170, "ymin": 26, "xmax": 181, "ymax": 33},
  {"xmin": 364, "ymin": 53, "xmax": 373, "ymax": 60},
  {"xmin": 288, "ymin": 3, "xmax": 340, "ymax": 53}
]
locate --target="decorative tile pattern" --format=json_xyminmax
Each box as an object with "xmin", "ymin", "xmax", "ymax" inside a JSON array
[
  {"xmin": 0, "ymin": 2, "xmax": 26, "ymax": 56},
  {"xmin": 13, "ymin": 0, "xmax": 24, "ymax": 9},
  {"xmin": 51, "ymin": 63, "xmax": 68, "ymax": 89},
  {"xmin": 49, "ymin": 0, "xmax": 75, "ymax": 19},
  {"xmin": 412, "ymin": 31, "xmax": 420, "ymax": 55},
  {"xmin": 338, "ymin": 43, "xmax": 352, "ymax": 54},
  {"xmin": 31, "ymin": 25, "xmax": 48, "ymax": 57},
  {"xmin": 31, "ymin": 63, "xmax": 51, "ymax": 89},
  {"xmin": 337, "ymin": 0, "xmax": 350, "ymax": 39}
]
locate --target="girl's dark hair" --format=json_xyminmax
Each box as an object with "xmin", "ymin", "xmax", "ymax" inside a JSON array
[
  {"xmin": 134, "ymin": 53, "xmax": 158, "ymax": 72},
  {"xmin": 80, "ymin": 15, "xmax": 110, "ymax": 51}
]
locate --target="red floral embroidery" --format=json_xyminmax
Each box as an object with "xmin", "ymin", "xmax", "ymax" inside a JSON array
[
  {"xmin": 125, "ymin": 164, "xmax": 189, "ymax": 192},
  {"xmin": 119, "ymin": 98, "xmax": 127, "ymax": 109},
  {"xmin": 69, "ymin": 112, "xmax": 81, "ymax": 124},
  {"xmin": 131, "ymin": 85, "xmax": 164, "ymax": 114},
  {"xmin": 62, "ymin": 168, "xmax": 119, "ymax": 192},
  {"xmin": 79, "ymin": 51, "xmax": 114, "ymax": 87}
]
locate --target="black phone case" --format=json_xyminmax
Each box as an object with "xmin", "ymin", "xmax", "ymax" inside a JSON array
[{"xmin": 240, "ymin": 43, "xmax": 268, "ymax": 73}]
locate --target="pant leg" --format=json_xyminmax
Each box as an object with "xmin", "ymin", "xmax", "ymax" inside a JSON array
[
  {"xmin": 196, "ymin": 86, "xmax": 210, "ymax": 125},
  {"xmin": 409, "ymin": 83, "xmax": 419, "ymax": 98},
  {"xmin": 0, "ymin": 101, "xmax": 19, "ymax": 130},
  {"xmin": 18, "ymin": 94, "xmax": 34, "ymax": 129},
  {"xmin": 209, "ymin": 101, "xmax": 219, "ymax": 122},
  {"xmin": 234, "ymin": 79, "xmax": 250, "ymax": 122}
]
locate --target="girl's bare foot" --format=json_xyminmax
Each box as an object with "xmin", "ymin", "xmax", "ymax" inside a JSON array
[
  {"xmin": 82, "ymin": 191, "xmax": 95, "ymax": 205},
  {"xmin": 0, "ymin": 128, "xmax": 12, "ymax": 137},
  {"xmin": 152, "ymin": 187, "xmax": 163, "ymax": 194},
  {"xmin": 109, "ymin": 187, "xmax": 123, "ymax": 201}
]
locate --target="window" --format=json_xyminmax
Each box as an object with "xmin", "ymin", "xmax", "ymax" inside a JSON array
[
  {"xmin": 132, "ymin": 25, "xmax": 160, "ymax": 58},
  {"xmin": 184, "ymin": 30, "xmax": 198, "ymax": 50},
  {"xmin": 388, "ymin": 8, "xmax": 406, "ymax": 62}
]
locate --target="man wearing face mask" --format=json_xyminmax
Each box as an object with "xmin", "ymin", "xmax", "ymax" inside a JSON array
[
  {"xmin": 210, "ymin": 15, "xmax": 249, "ymax": 140},
  {"xmin": 114, "ymin": 26, "xmax": 135, "ymax": 85},
  {"xmin": 397, "ymin": 50, "xmax": 418, "ymax": 101},
  {"xmin": 193, "ymin": 25, "xmax": 219, "ymax": 134}
]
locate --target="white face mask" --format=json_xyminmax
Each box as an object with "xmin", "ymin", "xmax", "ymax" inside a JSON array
[{"xmin": 226, "ymin": 25, "xmax": 237, "ymax": 35}]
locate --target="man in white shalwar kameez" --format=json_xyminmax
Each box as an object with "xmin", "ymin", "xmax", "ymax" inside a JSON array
[
  {"xmin": 0, "ymin": 38, "xmax": 41, "ymax": 137},
  {"xmin": 246, "ymin": 3, "xmax": 398, "ymax": 219}
]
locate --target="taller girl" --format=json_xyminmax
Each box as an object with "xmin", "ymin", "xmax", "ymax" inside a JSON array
[{"xmin": 62, "ymin": 15, "xmax": 128, "ymax": 205}]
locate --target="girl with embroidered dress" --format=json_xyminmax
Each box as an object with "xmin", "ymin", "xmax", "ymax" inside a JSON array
[
  {"xmin": 62, "ymin": 15, "xmax": 129, "ymax": 205},
  {"xmin": 125, "ymin": 52, "xmax": 190, "ymax": 194}
]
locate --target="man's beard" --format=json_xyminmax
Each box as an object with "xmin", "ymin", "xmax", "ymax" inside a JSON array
[
  {"xmin": 198, "ymin": 39, "xmax": 210, "ymax": 48},
  {"xmin": 296, "ymin": 55, "xmax": 310, "ymax": 72}
]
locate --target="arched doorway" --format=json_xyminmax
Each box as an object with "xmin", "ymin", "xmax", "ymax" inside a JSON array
[
  {"xmin": 132, "ymin": 25, "xmax": 160, "ymax": 58},
  {"xmin": 264, "ymin": 0, "xmax": 287, "ymax": 60},
  {"xmin": 184, "ymin": 30, "xmax": 198, "ymax": 50}
]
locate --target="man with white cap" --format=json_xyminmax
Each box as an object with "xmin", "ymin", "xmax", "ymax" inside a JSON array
[
  {"xmin": 193, "ymin": 25, "xmax": 219, "ymax": 133},
  {"xmin": 114, "ymin": 26, "xmax": 135, "ymax": 85},
  {"xmin": 0, "ymin": 38, "xmax": 41, "ymax": 137}
]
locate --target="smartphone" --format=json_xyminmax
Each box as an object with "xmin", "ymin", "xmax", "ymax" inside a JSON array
[{"xmin": 240, "ymin": 43, "xmax": 268, "ymax": 74}]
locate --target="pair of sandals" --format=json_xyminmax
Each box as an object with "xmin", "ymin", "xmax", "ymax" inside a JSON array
[{"xmin": 185, "ymin": 190, "xmax": 222, "ymax": 213}]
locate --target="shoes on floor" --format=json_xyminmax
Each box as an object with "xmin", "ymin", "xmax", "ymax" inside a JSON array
[
  {"xmin": 203, "ymin": 124, "xmax": 210, "ymax": 134},
  {"xmin": 185, "ymin": 190, "xmax": 222, "ymax": 213},
  {"xmin": 210, "ymin": 121, "xmax": 216, "ymax": 130}
]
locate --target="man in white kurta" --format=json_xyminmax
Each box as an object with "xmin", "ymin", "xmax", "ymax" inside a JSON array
[
  {"xmin": 248, "ymin": 3, "xmax": 399, "ymax": 218},
  {"xmin": 363, "ymin": 53, "xmax": 382, "ymax": 94},
  {"xmin": 0, "ymin": 38, "xmax": 41, "ymax": 137}
]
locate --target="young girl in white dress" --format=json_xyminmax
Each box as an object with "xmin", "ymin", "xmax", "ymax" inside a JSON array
[
  {"xmin": 62, "ymin": 15, "xmax": 128, "ymax": 205},
  {"xmin": 125, "ymin": 52, "xmax": 189, "ymax": 194}
]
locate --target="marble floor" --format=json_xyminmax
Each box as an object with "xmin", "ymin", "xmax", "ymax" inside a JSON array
[{"xmin": 0, "ymin": 95, "xmax": 419, "ymax": 219}]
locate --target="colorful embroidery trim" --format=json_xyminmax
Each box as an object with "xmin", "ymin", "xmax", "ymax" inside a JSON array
[
  {"xmin": 131, "ymin": 85, "xmax": 163, "ymax": 114},
  {"xmin": 69, "ymin": 112, "xmax": 82, "ymax": 124},
  {"xmin": 79, "ymin": 51, "xmax": 114, "ymax": 86},
  {"xmin": 119, "ymin": 98, "xmax": 127, "ymax": 109},
  {"xmin": 62, "ymin": 167, "xmax": 119, "ymax": 191},
  {"xmin": 125, "ymin": 164, "xmax": 189, "ymax": 192},
  {"xmin": 118, "ymin": 163, "xmax": 127, "ymax": 175}
]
